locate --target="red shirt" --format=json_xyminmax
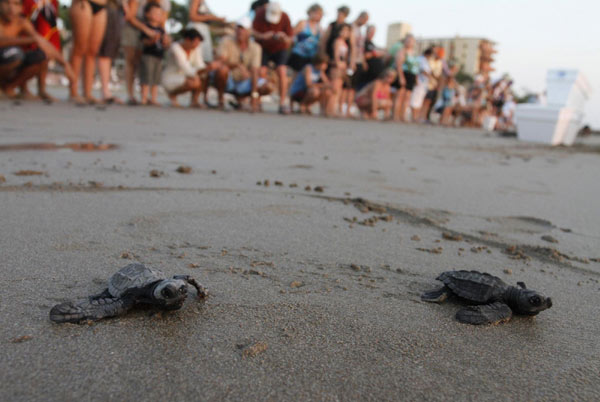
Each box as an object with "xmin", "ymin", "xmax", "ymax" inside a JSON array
[{"xmin": 252, "ymin": 7, "xmax": 293, "ymax": 54}]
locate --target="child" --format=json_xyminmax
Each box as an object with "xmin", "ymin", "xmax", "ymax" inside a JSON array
[
  {"xmin": 139, "ymin": 3, "xmax": 167, "ymax": 106},
  {"xmin": 289, "ymin": 54, "xmax": 331, "ymax": 115},
  {"xmin": 437, "ymin": 76, "xmax": 456, "ymax": 126},
  {"xmin": 354, "ymin": 68, "xmax": 396, "ymax": 120}
]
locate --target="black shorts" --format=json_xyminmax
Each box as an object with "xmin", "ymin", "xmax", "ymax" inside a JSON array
[
  {"xmin": 0, "ymin": 47, "xmax": 45, "ymax": 68},
  {"xmin": 425, "ymin": 89, "xmax": 438, "ymax": 101},
  {"xmin": 392, "ymin": 72, "xmax": 417, "ymax": 91},
  {"xmin": 262, "ymin": 49, "xmax": 289, "ymax": 67},
  {"xmin": 287, "ymin": 53, "xmax": 311, "ymax": 72}
]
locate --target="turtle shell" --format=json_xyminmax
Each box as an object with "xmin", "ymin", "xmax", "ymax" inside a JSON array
[
  {"xmin": 108, "ymin": 264, "xmax": 165, "ymax": 298},
  {"xmin": 437, "ymin": 270, "xmax": 507, "ymax": 303}
]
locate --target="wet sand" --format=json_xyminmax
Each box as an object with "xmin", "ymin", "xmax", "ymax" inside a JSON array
[{"xmin": 1, "ymin": 101, "xmax": 599, "ymax": 401}]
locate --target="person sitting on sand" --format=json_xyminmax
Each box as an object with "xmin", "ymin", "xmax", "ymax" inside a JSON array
[
  {"xmin": 212, "ymin": 16, "xmax": 271, "ymax": 112},
  {"xmin": 289, "ymin": 53, "xmax": 331, "ymax": 115},
  {"xmin": 161, "ymin": 26, "xmax": 206, "ymax": 108},
  {"xmin": 0, "ymin": 0, "xmax": 73, "ymax": 98},
  {"xmin": 354, "ymin": 68, "xmax": 396, "ymax": 120}
]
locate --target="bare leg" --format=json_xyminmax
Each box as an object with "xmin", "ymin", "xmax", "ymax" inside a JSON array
[
  {"xmin": 150, "ymin": 85, "xmax": 160, "ymax": 105},
  {"xmin": 399, "ymin": 90, "xmax": 412, "ymax": 122},
  {"xmin": 98, "ymin": 56, "xmax": 120, "ymax": 103},
  {"xmin": 276, "ymin": 64, "xmax": 288, "ymax": 109},
  {"xmin": 37, "ymin": 61, "xmax": 56, "ymax": 102},
  {"xmin": 123, "ymin": 46, "xmax": 141, "ymax": 103},
  {"xmin": 83, "ymin": 9, "xmax": 107, "ymax": 103},
  {"xmin": 392, "ymin": 87, "xmax": 405, "ymax": 121},
  {"xmin": 214, "ymin": 65, "xmax": 229, "ymax": 109},
  {"xmin": 69, "ymin": 1, "xmax": 92, "ymax": 103},
  {"xmin": 2, "ymin": 63, "xmax": 43, "ymax": 98},
  {"xmin": 140, "ymin": 84, "xmax": 149, "ymax": 104}
]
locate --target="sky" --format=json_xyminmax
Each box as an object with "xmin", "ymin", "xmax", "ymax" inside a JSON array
[{"xmin": 195, "ymin": 0, "xmax": 599, "ymax": 127}]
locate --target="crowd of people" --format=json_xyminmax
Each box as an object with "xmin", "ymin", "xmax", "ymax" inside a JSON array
[{"xmin": 0, "ymin": 0, "xmax": 516, "ymax": 128}]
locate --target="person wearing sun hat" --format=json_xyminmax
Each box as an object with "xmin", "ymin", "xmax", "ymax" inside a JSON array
[{"xmin": 252, "ymin": 1, "xmax": 293, "ymax": 114}]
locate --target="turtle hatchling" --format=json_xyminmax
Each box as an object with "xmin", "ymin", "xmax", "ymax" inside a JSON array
[
  {"xmin": 421, "ymin": 270, "xmax": 552, "ymax": 325},
  {"xmin": 50, "ymin": 263, "xmax": 208, "ymax": 323}
]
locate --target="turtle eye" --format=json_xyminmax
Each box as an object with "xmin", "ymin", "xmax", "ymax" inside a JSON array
[
  {"xmin": 529, "ymin": 296, "xmax": 541, "ymax": 306},
  {"xmin": 179, "ymin": 286, "xmax": 186, "ymax": 294},
  {"xmin": 161, "ymin": 288, "xmax": 173, "ymax": 298}
]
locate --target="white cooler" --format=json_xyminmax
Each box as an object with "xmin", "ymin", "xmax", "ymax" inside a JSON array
[
  {"xmin": 546, "ymin": 69, "xmax": 592, "ymax": 110},
  {"xmin": 515, "ymin": 104, "xmax": 582, "ymax": 146},
  {"xmin": 515, "ymin": 69, "xmax": 591, "ymax": 146}
]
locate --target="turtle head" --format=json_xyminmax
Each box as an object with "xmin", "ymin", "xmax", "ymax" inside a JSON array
[
  {"xmin": 152, "ymin": 279, "xmax": 188, "ymax": 309},
  {"xmin": 511, "ymin": 288, "xmax": 553, "ymax": 315}
]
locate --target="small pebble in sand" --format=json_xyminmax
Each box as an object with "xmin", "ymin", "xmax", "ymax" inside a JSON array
[
  {"xmin": 314, "ymin": 186, "xmax": 324, "ymax": 193},
  {"xmin": 11, "ymin": 335, "xmax": 33, "ymax": 343},
  {"xmin": 289, "ymin": 281, "xmax": 304, "ymax": 288},
  {"xmin": 263, "ymin": 179, "xmax": 270, "ymax": 186},
  {"xmin": 120, "ymin": 251, "xmax": 132, "ymax": 259},
  {"xmin": 256, "ymin": 181, "xmax": 262, "ymax": 185},
  {"xmin": 411, "ymin": 235, "xmax": 421, "ymax": 241},
  {"xmin": 289, "ymin": 183, "xmax": 298, "ymax": 188},
  {"xmin": 149, "ymin": 170, "xmax": 163, "ymax": 178},
  {"xmin": 541, "ymin": 235, "xmax": 558, "ymax": 244},
  {"xmin": 242, "ymin": 342, "xmax": 268, "ymax": 358},
  {"xmin": 274, "ymin": 181, "xmax": 283, "ymax": 186},
  {"xmin": 14, "ymin": 170, "xmax": 44, "ymax": 176},
  {"xmin": 305, "ymin": 185, "xmax": 311, "ymax": 191},
  {"xmin": 0, "ymin": 174, "xmax": 5, "ymax": 183},
  {"xmin": 211, "ymin": 170, "xmax": 217, "ymax": 174},
  {"xmin": 442, "ymin": 232, "xmax": 463, "ymax": 241},
  {"xmin": 504, "ymin": 269, "xmax": 512, "ymax": 275},
  {"xmin": 188, "ymin": 263, "xmax": 199, "ymax": 268},
  {"xmin": 176, "ymin": 165, "xmax": 192, "ymax": 174},
  {"xmin": 351, "ymin": 264, "xmax": 361, "ymax": 271},
  {"xmin": 416, "ymin": 247, "xmax": 443, "ymax": 254}
]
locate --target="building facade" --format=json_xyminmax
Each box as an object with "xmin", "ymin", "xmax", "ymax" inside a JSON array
[
  {"xmin": 415, "ymin": 36, "xmax": 496, "ymax": 77},
  {"xmin": 386, "ymin": 22, "xmax": 412, "ymax": 50}
]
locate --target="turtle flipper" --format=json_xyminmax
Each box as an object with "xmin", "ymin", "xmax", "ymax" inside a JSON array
[
  {"xmin": 455, "ymin": 302, "xmax": 513, "ymax": 325},
  {"xmin": 421, "ymin": 286, "xmax": 450, "ymax": 303},
  {"xmin": 50, "ymin": 293, "xmax": 136, "ymax": 323},
  {"xmin": 173, "ymin": 275, "xmax": 208, "ymax": 299}
]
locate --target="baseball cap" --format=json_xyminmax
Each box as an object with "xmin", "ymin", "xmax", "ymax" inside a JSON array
[
  {"xmin": 266, "ymin": 2, "xmax": 282, "ymax": 24},
  {"xmin": 237, "ymin": 15, "xmax": 252, "ymax": 29}
]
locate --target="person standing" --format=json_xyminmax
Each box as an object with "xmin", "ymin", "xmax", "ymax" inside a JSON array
[
  {"xmin": 68, "ymin": 0, "xmax": 108, "ymax": 104},
  {"xmin": 121, "ymin": 0, "xmax": 170, "ymax": 105},
  {"xmin": 138, "ymin": 2, "xmax": 166, "ymax": 105},
  {"xmin": 287, "ymin": 3, "xmax": 322, "ymax": 73},
  {"xmin": 97, "ymin": 0, "xmax": 123, "ymax": 104},
  {"xmin": 361, "ymin": 25, "xmax": 385, "ymax": 88},
  {"xmin": 391, "ymin": 34, "xmax": 418, "ymax": 122},
  {"xmin": 252, "ymin": 1, "xmax": 293, "ymax": 114},
  {"xmin": 188, "ymin": 0, "xmax": 224, "ymax": 64},
  {"xmin": 319, "ymin": 5, "xmax": 349, "ymax": 116}
]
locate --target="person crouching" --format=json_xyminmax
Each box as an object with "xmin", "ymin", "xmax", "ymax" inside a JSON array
[
  {"xmin": 354, "ymin": 68, "xmax": 396, "ymax": 120},
  {"xmin": 289, "ymin": 53, "xmax": 331, "ymax": 115},
  {"xmin": 162, "ymin": 26, "xmax": 206, "ymax": 108}
]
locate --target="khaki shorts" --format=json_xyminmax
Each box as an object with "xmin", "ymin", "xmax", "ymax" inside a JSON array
[{"xmin": 121, "ymin": 23, "xmax": 140, "ymax": 49}]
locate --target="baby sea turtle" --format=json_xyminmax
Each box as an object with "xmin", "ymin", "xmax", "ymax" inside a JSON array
[
  {"xmin": 50, "ymin": 263, "xmax": 208, "ymax": 323},
  {"xmin": 421, "ymin": 270, "xmax": 552, "ymax": 325}
]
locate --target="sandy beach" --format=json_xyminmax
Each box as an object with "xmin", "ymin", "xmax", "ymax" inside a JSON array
[{"xmin": 1, "ymin": 100, "xmax": 599, "ymax": 401}]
